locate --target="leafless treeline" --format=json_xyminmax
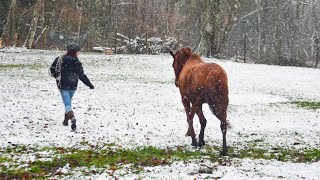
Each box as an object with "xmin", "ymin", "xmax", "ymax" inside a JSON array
[{"xmin": 0, "ymin": 0, "xmax": 319, "ymax": 67}]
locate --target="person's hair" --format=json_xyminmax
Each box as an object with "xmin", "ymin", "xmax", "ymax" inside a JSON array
[{"xmin": 67, "ymin": 43, "xmax": 81, "ymax": 52}]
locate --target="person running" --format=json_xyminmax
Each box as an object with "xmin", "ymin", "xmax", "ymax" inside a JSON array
[{"xmin": 50, "ymin": 43, "xmax": 94, "ymax": 131}]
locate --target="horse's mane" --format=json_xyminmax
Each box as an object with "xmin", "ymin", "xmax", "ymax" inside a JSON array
[
  {"xmin": 188, "ymin": 52, "xmax": 204, "ymax": 63},
  {"xmin": 189, "ymin": 53, "xmax": 200, "ymax": 59}
]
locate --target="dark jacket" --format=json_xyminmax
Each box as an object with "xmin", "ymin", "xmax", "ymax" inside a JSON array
[{"xmin": 50, "ymin": 55, "xmax": 93, "ymax": 90}]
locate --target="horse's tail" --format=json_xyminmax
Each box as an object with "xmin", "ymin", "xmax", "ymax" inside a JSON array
[{"xmin": 206, "ymin": 68, "xmax": 230, "ymax": 128}]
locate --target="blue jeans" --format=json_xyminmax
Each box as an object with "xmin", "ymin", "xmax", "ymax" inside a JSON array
[{"xmin": 60, "ymin": 90, "xmax": 76, "ymax": 113}]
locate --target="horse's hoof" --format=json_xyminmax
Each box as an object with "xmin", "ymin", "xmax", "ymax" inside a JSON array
[
  {"xmin": 220, "ymin": 151, "xmax": 227, "ymax": 156},
  {"xmin": 197, "ymin": 140, "xmax": 205, "ymax": 147},
  {"xmin": 191, "ymin": 140, "xmax": 197, "ymax": 147}
]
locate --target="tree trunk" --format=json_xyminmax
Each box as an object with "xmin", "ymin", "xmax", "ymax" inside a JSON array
[
  {"xmin": 42, "ymin": 0, "xmax": 56, "ymax": 49},
  {"xmin": 142, "ymin": 0, "xmax": 147, "ymax": 33},
  {"xmin": 202, "ymin": 0, "xmax": 212, "ymax": 57},
  {"xmin": 102, "ymin": 0, "xmax": 111, "ymax": 40},
  {"xmin": 77, "ymin": 0, "xmax": 83, "ymax": 38},
  {"xmin": 86, "ymin": 0, "xmax": 94, "ymax": 51},
  {"xmin": 257, "ymin": 0, "xmax": 261, "ymax": 62},
  {"xmin": 312, "ymin": 0, "xmax": 319, "ymax": 68},
  {"xmin": 36, "ymin": 0, "xmax": 45, "ymax": 48},
  {"xmin": 26, "ymin": 0, "xmax": 43, "ymax": 49},
  {"xmin": 217, "ymin": 0, "xmax": 240, "ymax": 57},
  {"xmin": 1, "ymin": 0, "xmax": 17, "ymax": 46}
]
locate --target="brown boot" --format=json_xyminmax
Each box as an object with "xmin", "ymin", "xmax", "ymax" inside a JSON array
[
  {"xmin": 66, "ymin": 111, "xmax": 74, "ymax": 119},
  {"xmin": 71, "ymin": 118, "xmax": 76, "ymax": 131},
  {"xmin": 67, "ymin": 111, "xmax": 76, "ymax": 131},
  {"xmin": 63, "ymin": 113, "xmax": 68, "ymax": 126}
]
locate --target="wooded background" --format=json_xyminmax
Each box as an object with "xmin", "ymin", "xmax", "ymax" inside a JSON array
[{"xmin": 1, "ymin": 0, "xmax": 320, "ymax": 67}]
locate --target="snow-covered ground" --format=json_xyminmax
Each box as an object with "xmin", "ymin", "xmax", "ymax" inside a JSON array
[{"xmin": 0, "ymin": 49, "xmax": 319, "ymax": 179}]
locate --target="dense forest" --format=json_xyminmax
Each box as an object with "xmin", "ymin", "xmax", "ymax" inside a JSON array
[{"xmin": 1, "ymin": 0, "xmax": 320, "ymax": 67}]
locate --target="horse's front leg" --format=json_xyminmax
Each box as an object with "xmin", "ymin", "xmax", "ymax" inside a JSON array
[
  {"xmin": 195, "ymin": 104, "xmax": 206, "ymax": 147},
  {"xmin": 182, "ymin": 97, "xmax": 197, "ymax": 146}
]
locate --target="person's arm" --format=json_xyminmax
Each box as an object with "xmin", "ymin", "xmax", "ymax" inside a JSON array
[
  {"xmin": 49, "ymin": 57, "xmax": 59, "ymax": 77},
  {"xmin": 74, "ymin": 61, "xmax": 94, "ymax": 89}
]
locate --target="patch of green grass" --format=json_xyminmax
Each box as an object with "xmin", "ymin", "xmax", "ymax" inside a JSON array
[
  {"xmin": 0, "ymin": 145, "xmax": 220, "ymax": 178},
  {"xmin": 0, "ymin": 63, "xmax": 43, "ymax": 70},
  {"xmin": 305, "ymin": 149, "xmax": 320, "ymax": 161},
  {"xmin": 0, "ymin": 156, "xmax": 11, "ymax": 163},
  {"xmin": 0, "ymin": 64, "xmax": 22, "ymax": 68},
  {"xmin": 229, "ymin": 146, "xmax": 320, "ymax": 162},
  {"xmin": 104, "ymin": 74, "xmax": 172, "ymax": 84},
  {"xmin": 231, "ymin": 147, "xmax": 269, "ymax": 159},
  {"xmin": 0, "ymin": 169, "xmax": 33, "ymax": 180},
  {"xmin": 1, "ymin": 144, "xmax": 319, "ymax": 179},
  {"xmin": 292, "ymin": 101, "xmax": 320, "ymax": 110},
  {"xmin": 58, "ymin": 146, "xmax": 214, "ymax": 168},
  {"xmin": 2, "ymin": 144, "xmax": 37, "ymax": 154}
]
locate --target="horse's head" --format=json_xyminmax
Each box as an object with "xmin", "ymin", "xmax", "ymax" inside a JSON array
[{"xmin": 170, "ymin": 47, "xmax": 192, "ymax": 87}]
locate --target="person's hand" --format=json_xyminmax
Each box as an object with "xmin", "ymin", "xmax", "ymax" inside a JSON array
[{"xmin": 90, "ymin": 85, "xmax": 94, "ymax": 89}]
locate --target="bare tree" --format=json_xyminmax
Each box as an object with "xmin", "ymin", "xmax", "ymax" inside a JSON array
[
  {"xmin": 1, "ymin": 0, "xmax": 17, "ymax": 46},
  {"xmin": 26, "ymin": 0, "xmax": 44, "ymax": 49},
  {"xmin": 76, "ymin": 0, "xmax": 83, "ymax": 38},
  {"xmin": 0, "ymin": 0, "xmax": 317, "ymax": 67},
  {"xmin": 201, "ymin": 0, "xmax": 240, "ymax": 57}
]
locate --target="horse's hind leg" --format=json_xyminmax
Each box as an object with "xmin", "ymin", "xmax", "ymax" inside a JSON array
[
  {"xmin": 182, "ymin": 98, "xmax": 197, "ymax": 146},
  {"xmin": 220, "ymin": 119, "xmax": 228, "ymax": 156},
  {"xmin": 195, "ymin": 105, "xmax": 207, "ymax": 147},
  {"xmin": 212, "ymin": 105, "xmax": 228, "ymax": 156}
]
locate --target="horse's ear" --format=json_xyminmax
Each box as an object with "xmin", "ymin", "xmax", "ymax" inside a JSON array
[
  {"xmin": 184, "ymin": 47, "xmax": 192, "ymax": 57},
  {"xmin": 170, "ymin": 50, "xmax": 175, "ymax": 58},
  {"xmin": 166, "ymin": 46, "xmax": 175, "ymax": 58}
]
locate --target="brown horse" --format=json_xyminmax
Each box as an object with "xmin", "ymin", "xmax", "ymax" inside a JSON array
[{"xmin": 170, "ymin": 47, "xmax": 229, "ymax": 155}]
